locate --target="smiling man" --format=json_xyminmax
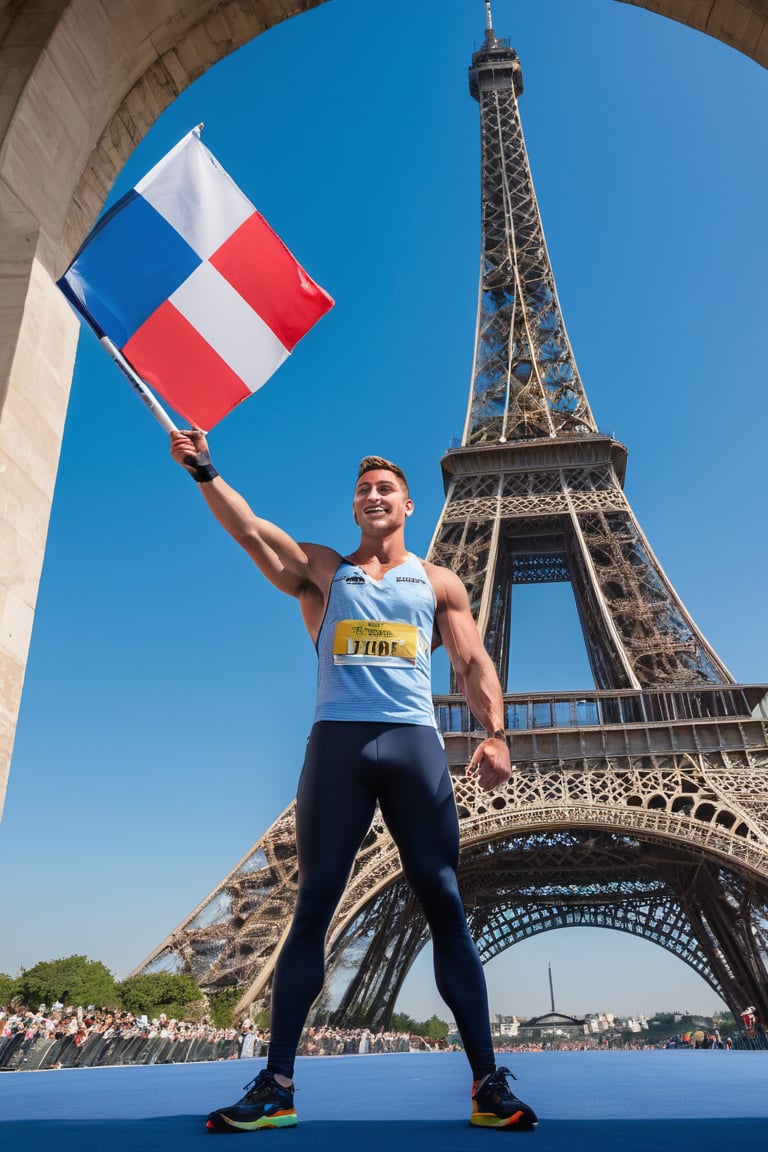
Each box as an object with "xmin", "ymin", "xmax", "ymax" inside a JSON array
[{"xmin": 170, "ymin": 432, "xmax": 537, "ymax": 1133}]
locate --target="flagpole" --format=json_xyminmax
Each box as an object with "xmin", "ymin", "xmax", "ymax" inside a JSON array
[{"xmin": 99, "ymin": 337, "xmax": 179, "ymax": 433}]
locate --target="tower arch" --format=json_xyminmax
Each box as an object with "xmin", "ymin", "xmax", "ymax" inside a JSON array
[{"xmin": 130, "ymin": 740, "xmax": 768, "ymax": 1026}]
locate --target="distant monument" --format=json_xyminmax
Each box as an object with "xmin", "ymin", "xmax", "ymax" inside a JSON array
[{"xmin": 517, "ymin": 964, "xmax": 585, "ymax": 1040}]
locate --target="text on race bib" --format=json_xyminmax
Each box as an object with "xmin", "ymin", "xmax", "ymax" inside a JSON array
[{"xmin": 332, "ymin": 620, "xmax": 419, "ymax": 667}]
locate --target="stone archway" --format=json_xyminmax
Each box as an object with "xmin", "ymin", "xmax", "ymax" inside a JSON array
[
  {"xmin": 0, "ymin": 0, "xmax": 767, "ymax": 813},
  {"xmin": 0, "ymin": 0, "xmax": 325, "ymax": 815}
]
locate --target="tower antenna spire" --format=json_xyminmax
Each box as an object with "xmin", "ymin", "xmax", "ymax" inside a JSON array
[{"xmin": 484, "ymin": 1, "xmax": 495, "ymax": 35}]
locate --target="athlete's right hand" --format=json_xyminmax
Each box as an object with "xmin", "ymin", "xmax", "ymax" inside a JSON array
[
  {"xmin": 170, "ymin": 428, "xmax": 211, "ymax": 476},
  {"xmin": 466, "ymin": 736, "xmax": 511, "ymax": 792}
]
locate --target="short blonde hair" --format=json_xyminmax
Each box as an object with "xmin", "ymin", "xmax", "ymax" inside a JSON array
[{"xmin": 356, "ymin": 456, "xmax": 409, "ymax": 496}]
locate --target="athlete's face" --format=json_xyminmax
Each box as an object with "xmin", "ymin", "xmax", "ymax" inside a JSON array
[{"xmin": 352, "ymin": 469, "xmax": 413, "ymax": 531}]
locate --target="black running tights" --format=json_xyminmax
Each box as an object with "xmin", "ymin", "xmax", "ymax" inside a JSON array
[{"xmin": 266, "ymin": 721, "xmax": 497, "ymax": 1081}]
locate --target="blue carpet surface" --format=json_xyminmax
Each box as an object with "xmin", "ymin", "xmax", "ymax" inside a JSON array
[{"xmin": 1, "ymin": 1051, "xmax": 767, "ymax": 1150}]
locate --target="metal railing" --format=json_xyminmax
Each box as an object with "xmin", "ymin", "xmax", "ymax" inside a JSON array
[
  {"xmin": 0, "ymin": 1030, "xmax": 237, "ymax": 1071},
  {"xmin": 434, "ymin": 685, "xmax": 768, "ymax": 735}
]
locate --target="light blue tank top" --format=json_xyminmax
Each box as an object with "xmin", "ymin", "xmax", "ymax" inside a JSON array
[{"xmin": 313, "ymin": 553, "xmax": 437, "ymax": 726}]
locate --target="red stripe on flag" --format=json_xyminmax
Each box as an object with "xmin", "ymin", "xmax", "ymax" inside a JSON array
[
  {"xmin": 210, "ymin": 212, "xmax": 334, "ymax": 352},
  {"xmin": 124, "ymin": 301, "xmax": 251, "ymax": 429}
]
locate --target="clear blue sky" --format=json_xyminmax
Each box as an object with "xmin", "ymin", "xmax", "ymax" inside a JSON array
[{"xmin": 2, "ymin": 0, "xmax": 766, "ymax": 1021}]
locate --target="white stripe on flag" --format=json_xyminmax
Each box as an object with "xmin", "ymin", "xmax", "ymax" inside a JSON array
[
  {"xmin": 136, "ymin": 129, "xmax": 253, "ymax": 260},
  {"xmin": 170, "ymin": 262, "xmax": 290, "ymax": 394}
]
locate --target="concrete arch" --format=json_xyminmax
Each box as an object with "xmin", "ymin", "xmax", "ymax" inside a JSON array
[{"xmin": 0, "ymin": 0, "xmax": 767, "ymax": 812}]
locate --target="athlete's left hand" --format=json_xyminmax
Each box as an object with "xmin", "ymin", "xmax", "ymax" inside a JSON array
[{"xmin": 466, "ymin": 737, "xmax": 511, "ymax": 792}]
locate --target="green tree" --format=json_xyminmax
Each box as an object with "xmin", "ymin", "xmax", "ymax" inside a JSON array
[
  {"xmin": 0, "ymin": 973, "xmax": 19, "ymax": 1006},
  {"xmin": 17, "ymin": 955, "xmax": 117, "ymax": 1009},
  {"xmin": 209, "ymin": 987, "xmax": 242, "ymax": 1029},
  {"xmin": 423, "ymin": 1014, "xmax": 449, "ymax": 1041},
  {"xmin": 390, "ymin": 1011, "xmax": 448, "ymax": 1038},
  {"xmin": 117, "ymin": 972, "xmax": 203, "ymax": 1020}
]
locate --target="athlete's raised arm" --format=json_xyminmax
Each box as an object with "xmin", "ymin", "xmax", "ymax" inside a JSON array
[
  {"xmin": 427, "ymin": 561, "xmax": 511, "ymax": 792},
  {"xmin": 170, "ymin": 429, "xmax": 339, "ymax": 604}
]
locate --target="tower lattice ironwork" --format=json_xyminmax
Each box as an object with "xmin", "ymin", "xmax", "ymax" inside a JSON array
[{"xmin": 133, "ymin": 6, "xmax": 768, "ymax": 1029}]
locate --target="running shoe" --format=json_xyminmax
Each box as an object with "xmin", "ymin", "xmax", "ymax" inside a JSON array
[
  {"xmin": 206, "ymin": 1069, "xmax": 298, "ymax": 1132},
  {"xmin": 470, "ymin": 1066, "xmax": 538, "ymax": 1130}
]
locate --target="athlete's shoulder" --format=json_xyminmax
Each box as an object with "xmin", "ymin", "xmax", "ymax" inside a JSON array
[
  {"xmin": 421, "ymin": 560, "xmax": 470, "ymax": 607},
  {"xmin": 302, "ymin": 542, "xmax": 344, "ymax": 563},
  {"xmin": 298, "ymin": 543, "xmax": 346, "ymax": 594},
  {"xmin": 421, "ymin": 558, "xmax": 462, "ymax": 587}
]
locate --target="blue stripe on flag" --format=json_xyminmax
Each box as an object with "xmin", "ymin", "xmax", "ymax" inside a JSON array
[{"xmin": 58, "ymin": 190, "xmax": 202, "ymax": 347}]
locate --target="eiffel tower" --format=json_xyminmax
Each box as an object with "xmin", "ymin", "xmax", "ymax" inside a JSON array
[{"xmin": 134, "ymin": 5, "xmax": 768, "ymax": 1029}]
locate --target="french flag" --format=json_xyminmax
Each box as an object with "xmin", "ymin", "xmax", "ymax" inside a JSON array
[{"xmin": 58, "ymin": 126, "xmax": 334, "ymax": 430}]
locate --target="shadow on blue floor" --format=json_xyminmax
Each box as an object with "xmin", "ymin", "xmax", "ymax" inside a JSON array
[{"xmin": 4, "ymin": 1117, "xmax": 768, "ymax": 1152}]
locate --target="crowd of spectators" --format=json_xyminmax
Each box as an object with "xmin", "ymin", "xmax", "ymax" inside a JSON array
[
  {"xmin": 297, "ymin": 1025, "xmax": 418, "ymax": 1056},
  {"xmin": 494, "ymin": 1033, "xmax": 737, "ymax": 1053},
  {"xmin": 0, "ymin": 1003, "xmax": 239, "ymax": 1070},
  {"xmin": 662, "ymin": 1029, "xmax": 731, "ymax": 1050},
  {"xmin": 1, "ymin": 1003, "xmax": 237, "ymax": 1048},
  {"xmin": 0, "ymin": 1003, "xmax": 427, "ymax": 1071},
  {"xmin": 3, "ymin": 1004, "xmax": 754, "ymax": 1069}
]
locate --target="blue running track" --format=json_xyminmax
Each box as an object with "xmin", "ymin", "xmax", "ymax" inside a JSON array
[{"xmin": 1, "ymin": 1050, "xmax": 767, "ymax": 1151}]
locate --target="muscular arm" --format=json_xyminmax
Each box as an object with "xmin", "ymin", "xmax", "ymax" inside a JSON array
[
  {"xmin": 170, "ymin": 430, "xmax": 339, "ymax": 612},
  {"xmin": 427, "ymin": 562, "xmax": 511, "ymax": 792}
]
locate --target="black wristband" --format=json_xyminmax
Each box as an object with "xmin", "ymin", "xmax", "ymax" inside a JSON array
[
  {"xmin": 191, "ymin": 462, "xmax": 219, "ymax": 483},
  {"xmin": 489, "ymin": 729, "xmax": 506, "ymax": 741},
  {"xmin": 183, "ymin": 450, "xmax": 219, "ymax": 484}
]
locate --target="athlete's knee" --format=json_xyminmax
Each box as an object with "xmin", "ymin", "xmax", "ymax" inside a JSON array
[
  {"xmin": 290, "ymin": 877, "xmax": 345, "ymax": 936},
  {"xmin": 408, "ymin": 865, "xmax": 466, "ymax": 922}
]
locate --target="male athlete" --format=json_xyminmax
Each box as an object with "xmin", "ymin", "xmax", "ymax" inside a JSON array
[{"xmin": 170, "ymin": 430, "xmax": 537, "ymax": 1133}]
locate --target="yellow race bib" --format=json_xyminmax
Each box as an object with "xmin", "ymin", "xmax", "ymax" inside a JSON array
[{"xmin": 332, "ymin": 620, "xmax": 419, "ymax": 667}]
